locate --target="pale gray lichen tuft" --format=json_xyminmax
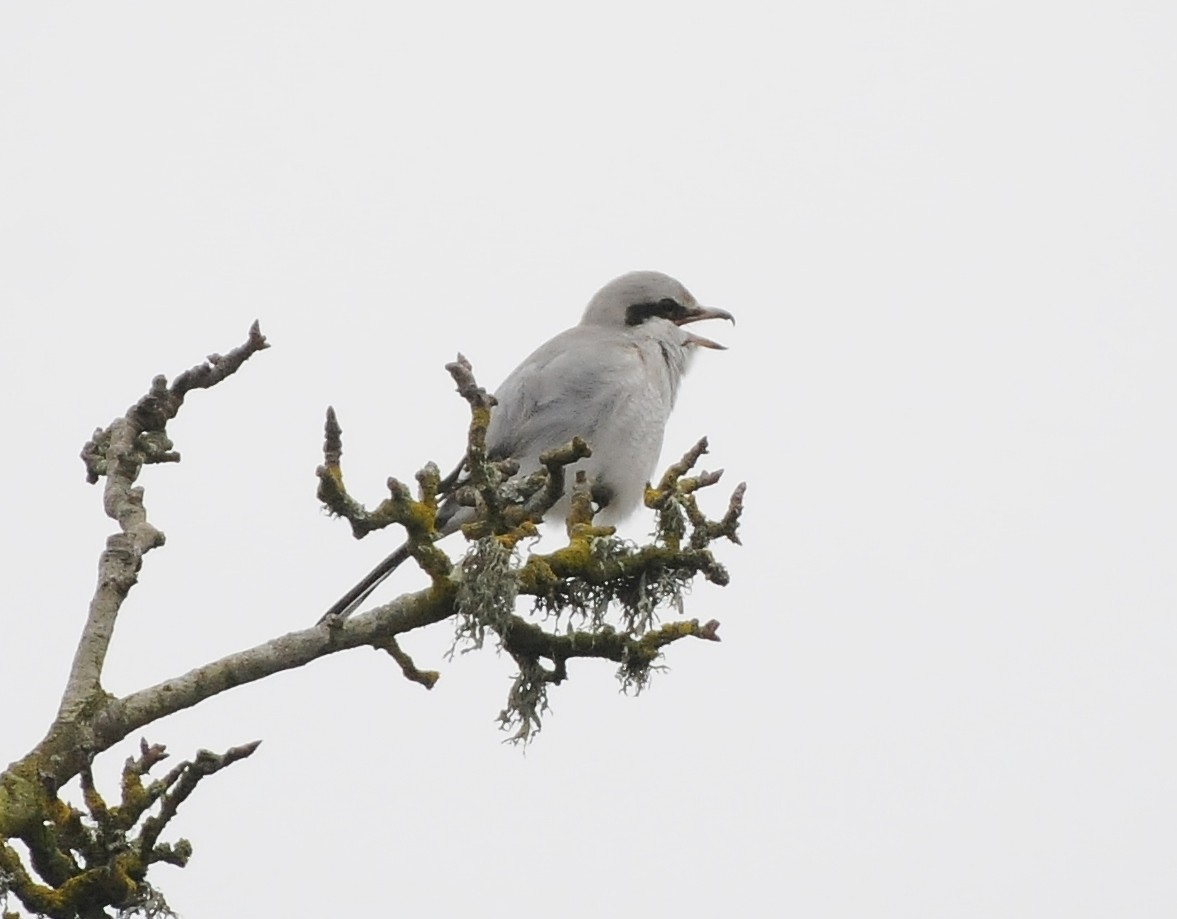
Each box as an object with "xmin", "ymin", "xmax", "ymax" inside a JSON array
[
  {"xmin": 615, "ymin": 564, "xmax": 692, "ymax": 635},
  {"xmin": 531, "ymin": 536, "xmax": 632, "ymax": 630},
  {"xmin": 532, "ymin": 535, "xmax": 692, "ymax": 638},
  {"xmin": 452, "ymin": 537, "xmax": 519, "ymax": 656},
  {"xmin": 617, "ymin": 653, "xmax": 669, "ymax": 696},
  {"xmin": 116, "ymin": 881, "xmax": 179, "ymax": 919},
  {"xmin": 654, "ymin": 496, "xmax": 688, "ymax": 547},
  {"xmin": 497, "ymin": 656, "xmax": 552, "ymax": 744}
]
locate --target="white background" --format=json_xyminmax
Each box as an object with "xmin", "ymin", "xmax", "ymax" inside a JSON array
[{"xmin": 2, "ymin": 3, "xmax": 1174, "ymax": 916}]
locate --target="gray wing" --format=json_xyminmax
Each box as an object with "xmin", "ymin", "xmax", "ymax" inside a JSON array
[{"xmin": 485, "ymin": 325, "xmax": 648, "ymax": 467}]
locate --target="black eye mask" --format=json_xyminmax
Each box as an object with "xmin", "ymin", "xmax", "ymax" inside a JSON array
[{"xmin": 625, "ymin": 297, "xmax": 688, "ymax": 326}]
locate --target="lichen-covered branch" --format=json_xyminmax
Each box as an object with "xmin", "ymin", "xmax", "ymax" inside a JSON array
[
  {"xmin": 1, "ymin": 330, "xmax": 743, "ymax": 918},
  {"xmin": 313, "ymin": 354, "xmax": 595, "ymax": 587},
  {"xmin": 0, "ymin": 738, "xmax": 259, "ymax": 919},
  {"xmin": 447, "ymin": 437, "xmax": 744, "ymax": 742}
]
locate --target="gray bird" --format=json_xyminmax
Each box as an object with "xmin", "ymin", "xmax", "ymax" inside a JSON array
[{"xmin": 319, "ymin": 270, "xmax": 732, "ymax": 623}]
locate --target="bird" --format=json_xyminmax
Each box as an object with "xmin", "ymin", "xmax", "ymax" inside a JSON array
[{"xmin": 319, "ymin": 270, "xmax": 733, "ymax": 623}]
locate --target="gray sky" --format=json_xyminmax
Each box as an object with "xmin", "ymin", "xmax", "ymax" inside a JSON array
[{"xmin": 2, "ymin": 3, "xmax": 1174, "ymax": 916}]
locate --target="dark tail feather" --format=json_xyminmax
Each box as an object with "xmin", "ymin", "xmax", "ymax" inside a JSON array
[{"xmin": 318, "ymin": 542, "xmax": 412, "ymax": 624}]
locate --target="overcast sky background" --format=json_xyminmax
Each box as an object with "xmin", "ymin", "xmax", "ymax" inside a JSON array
[{"xmin": 2, "ymin": 3, "xmax": 1174, "ymax": 916}]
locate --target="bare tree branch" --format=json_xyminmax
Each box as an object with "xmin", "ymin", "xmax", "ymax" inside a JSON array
[
  {"xmin": 105, "ymin": 584, "xmax": 455, "ymax": 747},
  {"xmin": 136, "ymin": 741, "xmax": 262, "ymax": 861},
  {"xmin": 63, "ymin": 323, "xmax": 269, "ymax": 722}
]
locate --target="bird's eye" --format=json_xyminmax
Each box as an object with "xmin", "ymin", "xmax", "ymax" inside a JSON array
[{"xmin": 626, "ymin": 298, "xmax": 686, "ymax": 326}]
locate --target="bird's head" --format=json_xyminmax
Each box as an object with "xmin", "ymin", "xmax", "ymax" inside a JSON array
[{"xmin": 580, "ymin": 270, "xmax": 734, "ymax": 349}]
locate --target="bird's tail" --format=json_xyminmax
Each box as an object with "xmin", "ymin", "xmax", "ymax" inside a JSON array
[{"xmin": 318, "ymin": 542, "xmax": 413, "ymax": 624}]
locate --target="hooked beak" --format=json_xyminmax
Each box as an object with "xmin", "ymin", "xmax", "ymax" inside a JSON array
[{"xmin": 674, "ymin": 305, "xmax": 735, "ymax": 351}]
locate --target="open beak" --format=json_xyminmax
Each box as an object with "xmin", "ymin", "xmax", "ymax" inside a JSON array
[{"xmin": 674, "ymin": 305, "xmax": 735, "ymax": 351}]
